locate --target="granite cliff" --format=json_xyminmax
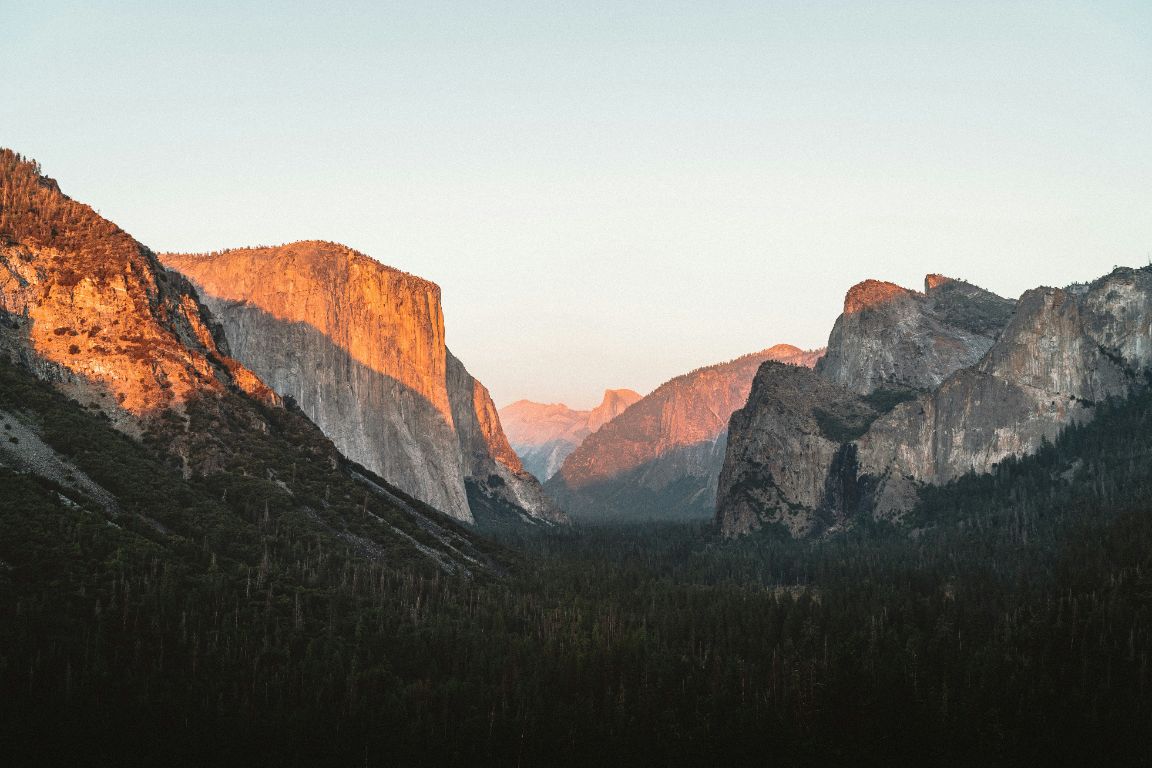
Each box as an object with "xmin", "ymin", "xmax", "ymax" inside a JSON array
[
  {"xmin": 499, "ymin": 388, "xmax": 641, "ymax": 480},
  {"xmin": 163, "ymin": 242, "xmax": 560, "ymax": 525},
  {"xmin": 548, "ymin": 345, "xmax": 823, "ymax": 521},
  {"xmin": 0, "ymin": 147, "xmax": 500, "ymax": 575},
  {"xmin": 718, "ymin": 269, "xmax": 1152, "ymax": 537},
  {"xmin": 447, "ymin": 352, "xmax": 568, "ymax": 525},
  {"xmin": 816, "ymin": 275, "xmax": 1015, "ymax": 395}
]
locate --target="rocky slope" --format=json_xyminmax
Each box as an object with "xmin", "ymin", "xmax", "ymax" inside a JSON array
[
  {"xmin": 163, "ymin": 242, "xmax": 560, "ymax": 525},
  {"xmin": 548, "ymin": 345, "xmax": 823, "ymax": 521},
  {"xmin": 447, "ymin": 352, "xmax": 567, "ymax": 525},
  {"xmin": 499, "ymin": 388, "xmax": 641, "ymax": 480},
  {"xmin": 717, "ymin": 362, "xmax": 879, "ymax": 537},
  {"xmin": 0, "ymin": 147, "xmax": 502, "ymax": 575},
  {"xmin": 718, "ymin": 269, "xmax": 1152, "ymax": 537},
  {"xmin": 0, "ymin": 150, "xmax": 278, "ymax": 430}
]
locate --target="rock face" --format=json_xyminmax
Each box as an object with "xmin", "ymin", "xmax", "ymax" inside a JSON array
[
  {"xmin": 0, "ymin": 149, "xmax": 276, "ymax": 429},
  {"xmin": 816, "ymin": 275, "xmax": 1015, "ymax": 395},
  {"xmin": 0, "ymin": 147, "xmax": 517, "ymax": 578},
  {"xmin": 548, "ymin": 345, "xmax": 823, "ymax": 521},
  {"xmin": 163, "ymin": 242, "xmax": 560, "ymax": 525},
  {"xmin": 717, "ymin": 363, "xmax": 879, "ymax": 537},
  {"xmin": 718, "ymin": 269, "xmax": 1152, "ymax": 537},
  {"xmin": 499, "ymin": 389, "xmax": 641, "ymax": 480},
  {"xmin": 447, "ymin": 351, "xmax": 568, "ymax": 524}
]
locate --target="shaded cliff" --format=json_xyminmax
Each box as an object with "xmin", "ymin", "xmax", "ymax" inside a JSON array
[
  {"xmin": 718, "ymin": 269, "xmax": 1152, "ymax": 537},
  {"xmin": 447, "ymin": 351, "xmax": 567, "ymax": 525},
  {"xmin": 857, "ymin": 273, "xmax": 1149, "ymax": 517},
  {"xmin": 717, "ymin": 363, "xmax": 880, "ymax": 537},
  {"xmin": 548, "ymin": 345, "xmax": 823, "ymax": 521},
  {"xmin": 500, "ymin": 388, "xmax": 641, "ymax": 480},
  {"xmin": 163, "ymin": 242, "xmax": 558, "ymax": 525}
]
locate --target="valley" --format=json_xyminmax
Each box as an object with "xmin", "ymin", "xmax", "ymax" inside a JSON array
[{"xmin": 2, "ymin": 148, "xmax": 1151, "ymax": 766}]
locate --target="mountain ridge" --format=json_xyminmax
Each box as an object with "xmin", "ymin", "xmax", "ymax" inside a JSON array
[
  {"xmin": 718, "ymin": 268, "xmax": 1152, "ymax": 536},
  {"xmin": 0, "ymin": 147, "xmax": 505, "ymax": 577}
]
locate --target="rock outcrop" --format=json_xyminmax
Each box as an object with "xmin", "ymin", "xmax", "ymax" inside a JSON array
[
  {"xmin": 163, "ymin": 242, "xmax": 559, "ymax": 525},
  {"xmin": 0, "ymin": 147, "xmax": 519, "ymax": 579},
  {"xmin": 717, "ymin": 363, "xmax": 878, "ymax": 537},
  {"xmin": 548, "ymin": 345, "xmax": 824, "ymax": 521},
  {"xmin": 447, "ymin": 352, "xmax": 567, "ymax": 524},
  {"xmin": 499, "ymin": 388, "xmax": 641, "ymax": 480},
  {"xmin": 0, "ymin": 149, "xmax": 276, "ymax": 430},
  {"xmin": 718, "ymin": 269, "xmax": 1152, "ymax": 537},
  {"xmin": 816, "ymin": 275, "xmax": 1015, "ymax": 395}
]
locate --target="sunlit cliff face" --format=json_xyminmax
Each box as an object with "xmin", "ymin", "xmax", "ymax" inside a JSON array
[
  {"xmin": 162, "ymin": 240, "xmax": 561, "ymax": 523},
  {"xmin": 842, "ymin": 280, "xmax": 915, "ymax": 314},
  {"xmin": 0, "ymin": 151, "xmax": 275, "ymax": 421},
  {"xmin": 469, "ymin": 375, "xmax": 524, "ymax": 473},
  {"xmin": 163, "ymin": 242, "xmax": 454, "ymax": 426}
]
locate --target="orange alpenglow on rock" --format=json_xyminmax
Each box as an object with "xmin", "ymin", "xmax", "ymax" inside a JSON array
[
  {"xmin": 0, "ymin": 149, "xmax": 277, "ymax": 423},
  {"xmin": 162, "ymin": 241, "xmax": 563, "ymax": 525},
  {"xmin": 163, "ymin": 242, "xmax": 453, "ymax": 425},
  {"xmin": 842, "ymin": 280, "xmax": 914, "ymax": 314},
  {"xmin": 545, "ymin": 344, "xmax": 823, "ymax": 522},
  {"xmin": 499, "ymin": 388, "xmax": 643, "ymax": 481},
  {"xmin": 923, "ymin": 273, "xmax": 956, "ymax": 291}
]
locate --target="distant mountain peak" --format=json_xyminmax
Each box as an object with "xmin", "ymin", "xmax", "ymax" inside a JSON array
[
  {"xmin": 498, "ymin": 387, "xmax": 642, "ymax": 481},
  {"xmin": 546, "ymin": 343, "xmax": 823, "ymax": 521},
  {"xmin": 601, "ymin": 387, "xmax": 641, "ymax": 401}
]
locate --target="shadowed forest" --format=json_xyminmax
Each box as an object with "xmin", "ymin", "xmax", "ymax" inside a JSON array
[{"xmin": 2, "ymin": 355, "xmax": 1151, "ymax": 766}]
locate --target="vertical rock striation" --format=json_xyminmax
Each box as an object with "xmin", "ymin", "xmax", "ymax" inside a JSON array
[
  {"xmin": 163, "ymin": 242, "xmax": 559, "ymax": 524},
  {"xmin": 717, "ymin": 363, "xmax": 877, "ymax": 537},
  {"xmin": 447, "ymin": 352, "xmax": 567, "ymax": 524}
]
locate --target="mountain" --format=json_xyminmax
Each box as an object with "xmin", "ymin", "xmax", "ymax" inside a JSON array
[
  {"xmin": 499, "ymin": 388, "xmax": 641, "ymax": 480},
  {"xmin": 0, "ymin": 153, "xmax": 278, "ymax": 425},
  {"xmin": 815, "ymin": 275, "xmax": 1015, "ymax": 395},
  {"xmin": 162, "ymin": 243, "xmax": 562, "ymax": 526},
  {"xmin": 0, "ymin": 147, "xmax": 501, "ymax": 575},
  {"xmin": 717, "ymin": 269, "xmax": 1152, "ymax": 537},
  {"xmin": 547, "ymin": 345, "xmax": 823, "ymax": 521}
]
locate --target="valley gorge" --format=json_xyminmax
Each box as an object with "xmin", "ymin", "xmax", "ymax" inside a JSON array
[
  {"xmin": 8, "ymin": 4, "xmax": 1152, "ymax": 762},
  {"xmin": 499, "ymin": 388, "xmax": 641, "ymax": 481},
  {"xmin": 547, "ymin": 345, "xmax": 824, "ymax": 521},
  {"xmin": 3, "ymin": 146, "xmax": 1152, "ymax": 767}
]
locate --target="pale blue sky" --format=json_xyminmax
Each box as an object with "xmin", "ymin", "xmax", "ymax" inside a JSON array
[{"xmin": 4, "ymin": 1, "xmax": 1150, "ymax": 408}]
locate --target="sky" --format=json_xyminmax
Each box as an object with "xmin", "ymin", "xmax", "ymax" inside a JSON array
[{"xmin": 3, "ymin": 1, "xmax": 1151, "ymax": 409}]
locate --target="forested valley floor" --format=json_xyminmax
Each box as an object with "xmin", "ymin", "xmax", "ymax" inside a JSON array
[{"xmin": 3, "ymin": 359, "xmax": 1152, "ymax": 766}]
